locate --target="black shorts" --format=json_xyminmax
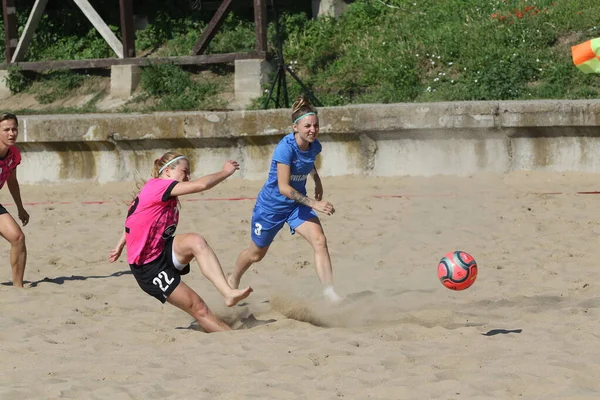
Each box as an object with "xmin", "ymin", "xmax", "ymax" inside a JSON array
[
  {"xmin": 130, "ymin": 236, "xmax": 191, "ymax": 303},
  {"xmin": 0, "ymin": 204, "xmax": 8, "ymax": 215}
]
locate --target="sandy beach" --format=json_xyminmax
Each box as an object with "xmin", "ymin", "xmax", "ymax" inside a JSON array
[{"xmin": 1, "ymin": 171, "xmax": 600, "ymax": 399}]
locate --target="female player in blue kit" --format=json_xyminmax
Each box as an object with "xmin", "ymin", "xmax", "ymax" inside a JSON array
[{"xmin": 228, "ymin": 96, "xmax": 342, "ymax": 302}]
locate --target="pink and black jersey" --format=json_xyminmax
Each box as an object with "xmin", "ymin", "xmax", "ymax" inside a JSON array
[
  {"xmin": 125, "ymin": 178, "xmax": 180, "ymax": 266},
  {"xmin": 0, "ymin": 146, "xmax": 21, "ymax": 189}
]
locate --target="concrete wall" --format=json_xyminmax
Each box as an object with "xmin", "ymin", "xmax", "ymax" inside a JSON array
[{"xmin": 13, "ymin": 100, "xmax": 600, "ymax": 184}]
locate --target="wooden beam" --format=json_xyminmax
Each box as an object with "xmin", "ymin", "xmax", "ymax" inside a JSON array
[
  {"xmin": 191, "ymin": 0, "xmax": 233, "ymax": 56},
  {"xmin": 11, "ymin": 0, "xmax": 49, "ymax": 62},
  {"xmin": 254, "ymin": 0, "xmax": 267, "ymax": 53},
  {"xmin": 2, "ymin": 0, "xmax": 18, "ymax": 63},
  {"xmin": 119, "ymin": 0, "xmax": 135, "ymax": 58},
  {"xmin": 72, "ymin": 0, "xmax": 124, "ymax": 59},
  {"xmin": 0, "ymin": 52, "xmax": 268, "ymax": 71}
]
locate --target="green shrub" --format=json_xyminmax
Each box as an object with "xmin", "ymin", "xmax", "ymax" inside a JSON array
[
  {"xmin": 34, "ymin": 70, "xmax": 84, "ymax": 104},
  {"xmin": 139, "ymin": 63, "xmax": 220, "ymax": 111},
  {"xmin": 3, "ymin": 0, "xmax": 600, "ymax": 111},
  {"xmin": 6, "ymin": 66, "xmax": 32, "ymax": 94}
]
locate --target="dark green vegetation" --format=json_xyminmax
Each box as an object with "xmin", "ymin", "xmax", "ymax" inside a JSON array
[{"xmin": 1, "ymin": 0, "xmax": 599, "ymax": 113}]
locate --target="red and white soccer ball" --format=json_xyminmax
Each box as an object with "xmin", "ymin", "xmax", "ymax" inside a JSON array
[{"xmin": 437, "ymin": 251, "xmax": 478, "ymax": 291}]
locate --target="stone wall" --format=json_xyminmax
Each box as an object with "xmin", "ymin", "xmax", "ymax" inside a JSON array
[{"xmin": 14, "ymin": 100, "xmax": 600, "ymax": 184}]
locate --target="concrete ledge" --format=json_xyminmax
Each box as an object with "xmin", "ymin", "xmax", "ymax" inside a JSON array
[
  {"xmin": 14, "ymin": 100, "xmax": 600, "ymax": 184},
  {"xmin": 22, "ymin": 100, "xmax": 600, "ymax": 143}
]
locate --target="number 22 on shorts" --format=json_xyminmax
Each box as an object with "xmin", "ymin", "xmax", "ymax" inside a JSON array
[
  {"xmin": 153, "ymin": 271, "xmax": 174, "ymax": 292},
  {"xmin": 254, "ymin": 223, "xmax": 262, "ymax": 236}
]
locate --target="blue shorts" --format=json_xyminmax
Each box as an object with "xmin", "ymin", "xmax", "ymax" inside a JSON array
[{"xmin": 251, "ymin": 204, "xmax": 318, "ymax": 248}]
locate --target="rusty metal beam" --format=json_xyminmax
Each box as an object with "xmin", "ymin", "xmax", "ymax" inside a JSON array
[
  {"xmin": 254, "ymin": 0, "xmax": 267, "ymax": 53},
  {"xmin": 1, "ymin": 0, "xmax": 268, "ymax": 71},
  {"xmin": 119, "ymin": 0, "xmax": 135, "ymax": 58},
  {"xmin": 191, "ymin": 0, "xmax": 233, "ymax": 56},
  {"xmin": 0, "ymin": 52, "xmax": 268, "ymax": 71},
  {"xmin": 2, "ymin": 0, "xmax": 18, "ymax": 63}
]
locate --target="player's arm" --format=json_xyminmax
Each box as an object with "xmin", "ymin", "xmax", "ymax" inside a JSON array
[
  {"xmin": 277, "ymin": 163, "xmax": 334, "ymax": 215},
  {"xmin": 109, "ymin": 231, "xmax": 127, "ymax": 263},
  {"xmin": 310, "ymin": 167, "xmax": 320, "ymax": 180},
  {"xmin": 277, "ymin": 163, "xmax": 314, "ymax": 207},
  {"xmin": 7, "ymin": 168, "xmax": 29, "ymax": 226},
  {"xmin": 310, "ymin": 167, "xmax": 323, "ymax": 201},
  {"xmin": 170, "ymin": 160, "xmax": 239, "ymax": 197}
]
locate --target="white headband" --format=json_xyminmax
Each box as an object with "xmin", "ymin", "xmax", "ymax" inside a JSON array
[{"xmin": 159, "ymin": 156, "xmax": 186, "ymax": 175}]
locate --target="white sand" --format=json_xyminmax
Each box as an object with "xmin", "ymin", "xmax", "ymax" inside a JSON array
[{"xmin": 1, "ymin": 171, "xmax": 600, "ymax": 399}]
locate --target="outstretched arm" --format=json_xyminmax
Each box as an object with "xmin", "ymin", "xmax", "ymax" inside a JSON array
[
  {"xmin": 277, "ymin": 163, "xmax": 334, "ymax": 215},
  {"xmin": 170, "ymin": 160, "xmax": 239, "ymax": 197},
  {"xmin": 109, "ymin": 231, "xmax": 127, "ymax": 263},
  {"xmin": 7, "ymin": 169, "xmax": 29, "ymax": 226}
]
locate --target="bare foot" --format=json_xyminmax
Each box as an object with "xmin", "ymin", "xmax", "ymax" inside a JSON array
[
  {"xmin": 225, "ymin": 286, "xmax": 253, "ymax": 307},
  {"xmin": 324, "ymin": 286, "xmax": 344, "ymax": 304}
]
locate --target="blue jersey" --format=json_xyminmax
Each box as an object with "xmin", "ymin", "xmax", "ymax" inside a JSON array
[{"xmin": 256, "ymin": 133, "xmax": 322, "ymax": 213}]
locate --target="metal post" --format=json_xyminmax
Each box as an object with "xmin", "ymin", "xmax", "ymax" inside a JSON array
[
  {"xmin": 2, "ymin": 0, "xmax": 18, "ymax": 63},
  {"xmin": 119, "ymin": 0, "xmax": 136, "ymax": 58},
  {"xmin": 254, "ymin": 0, "xmax": 267, "ymax": 53}
]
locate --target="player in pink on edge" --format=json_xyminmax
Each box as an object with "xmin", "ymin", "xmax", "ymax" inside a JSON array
[
  {"xmin": 109, "ymin": 152, "xmax": 253, "ymax": 333},
  {"xmin": 0, "ymin": 113, "xmax": 29, "ymax": 288}
]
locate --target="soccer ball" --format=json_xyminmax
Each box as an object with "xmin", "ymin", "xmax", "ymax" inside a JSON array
[{"xmin": 437, "ymin": 251, "xmax": 478, "ymax": 291}]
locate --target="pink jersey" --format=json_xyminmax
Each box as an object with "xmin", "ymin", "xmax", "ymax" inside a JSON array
[
  {"xmin": 125, "ymin": 178, "xmax": 180, "ymax": 266},
  {"xmin": 0, "ymin": 146, "xmax": 21, "ymax": 189}
]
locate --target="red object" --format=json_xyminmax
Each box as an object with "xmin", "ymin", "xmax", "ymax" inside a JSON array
[{"xmin": 437, "ymin": 251, "xmax": 478, "ymax": 291}]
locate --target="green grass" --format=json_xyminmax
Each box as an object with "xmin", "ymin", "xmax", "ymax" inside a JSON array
[
  {"xmin": 269, "ymin": 0, "xmax": 600, "ymax": 105},
  {"xmin": 1, "ymin": 0, "xmax": 600, "ymax": 111}
]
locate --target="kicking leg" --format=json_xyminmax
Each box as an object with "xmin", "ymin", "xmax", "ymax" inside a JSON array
[
  {"xmin": 0, "ymin": 213, "xmax": 26, "ymax": 287},
  {"xmin": 173, "ymin": 233, "xmax": 252, "ymax": 307},
  {"xmin": 167, "ymin": 281, "xmax": 230, "ymax": 333},
  {"xmin": 228, "ymin": 243, "xmax": 269, "ymax": 289}
]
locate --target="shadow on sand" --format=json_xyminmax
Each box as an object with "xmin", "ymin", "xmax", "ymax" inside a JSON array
[
  {"xmin": 482, "ymin": 329, "xmax": 523, "ymax": 336},
  {"xmin": 1, "ymin": 270, "xmax": 132, "ymax": 287},
  {"xmin": 177, "ymin": 313, "xmax": 278, "ymax": 332}
]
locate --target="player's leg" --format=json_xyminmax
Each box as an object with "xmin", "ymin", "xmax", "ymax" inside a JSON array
[
  {"xmin": 0, "ymin": 211, "xmax": 26, "ymax": 287},
  {"xmin": 172, "ymin": 233, "xmax": 252, "ymax": 307},
  {"xmin": 228, "ymin": 207, "xmax": 283, "ymax": 289},
  {"xmin": 167, "ymin": 281, "xmax": 231, "ymax": 333},
  {"xmin": 293, "ymin": 218, "xmax": 333, "ymax": 286},
  {"xmin": 291, "ymin": 206, "xmax": 343, "ymax": 302},
  {"xmin": 228, "ymin": 242, "xmax": 269, "ymax": 289}
]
